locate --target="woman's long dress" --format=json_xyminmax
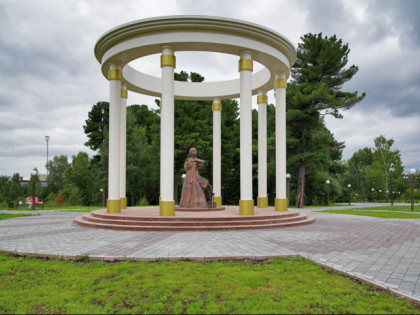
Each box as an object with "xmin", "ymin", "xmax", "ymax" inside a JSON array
[{"xmin": 179, "ymin": 157, "xmax": 208, "ymax": 208}]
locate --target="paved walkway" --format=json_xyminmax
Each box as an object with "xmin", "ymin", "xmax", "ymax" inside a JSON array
[{"xmin": 1, "ymin": 203, "xmax": 420, "ymax": 302}]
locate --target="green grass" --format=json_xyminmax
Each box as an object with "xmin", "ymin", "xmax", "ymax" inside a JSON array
[
  {"xmin": 352, "ymin": 205, "xmax": 420, "ymax": 212},
  {"xmin": 0, "ymin": 253, "xmax": 418, "ymax": 314},
  {"xmin": 317, "ymin": 209, "xmax": 420, "ymax": 218},
  {"xmin": 6, "ymin": 205, "xmax": 102, "ymax": 211},
  {"xmin": 0, "ymin": 213, "xmax": 39, "ymax": 220}
]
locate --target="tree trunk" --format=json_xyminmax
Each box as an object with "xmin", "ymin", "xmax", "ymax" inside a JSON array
[{"xmin": 296, "ymin": 164, "xmax": 306, "ymax": 208}]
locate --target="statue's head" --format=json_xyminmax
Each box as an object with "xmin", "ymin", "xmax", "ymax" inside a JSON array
[{"xmin": 189, "ymin": 147, "xmax": 197, "ymax": 156}]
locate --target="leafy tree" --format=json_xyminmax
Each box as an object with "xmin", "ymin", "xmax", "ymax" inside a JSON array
[
  {"xmin": 46, "ymin": 155, "xmax": 69, "ymax": 195},
  {"xmin": 373, "ymin": 135, "xmax": 403, "ymax": 194},
  {"xmin": 126, "ymin": 107, "xmax": 159, "ymax": 205},
  {"xmin": 9, "ymin": 173, "xmax": 24, "ymax": 202},
  {"xmin": 63, "ymin": 152, "xmax": 93, "ymax": 205},
  {"xmin": 288, "ymin": 33, "xmax": 366, "ymax": 207}
]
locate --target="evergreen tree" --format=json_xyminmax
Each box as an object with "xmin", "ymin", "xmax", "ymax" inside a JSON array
[{"xmin": 288, "ymin": 33, "xmax": 366, "ymax": 207}]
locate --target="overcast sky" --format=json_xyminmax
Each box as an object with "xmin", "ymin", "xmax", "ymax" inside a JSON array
[{"xmin": 1, "ymin": 0, "xmax": 419, "ymax": 178}]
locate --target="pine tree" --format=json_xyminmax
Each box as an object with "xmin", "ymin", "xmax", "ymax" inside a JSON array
[{"xmin": 288, "ymin": 33, "xmax": 366, "ymax": 207}]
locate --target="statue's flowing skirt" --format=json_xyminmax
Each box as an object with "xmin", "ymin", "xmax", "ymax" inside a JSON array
[{"xmin": 179, "ymin": 172, "xmax": 208, "ymax": 208}]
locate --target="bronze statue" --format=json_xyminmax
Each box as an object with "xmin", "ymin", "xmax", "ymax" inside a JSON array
[{"xmin": 179, "ymin": 147, "xmax": 215, "ymax": 208}]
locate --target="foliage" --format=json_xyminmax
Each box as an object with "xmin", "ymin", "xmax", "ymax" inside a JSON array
[
  {"xmin": 288, "ymin": 33, "xmax": 365, "ymax": 207},
  {"xmin": 0, "ymin": 254, "xmax": 418, "ymax": 314},
  {"xmin": 83, "ymin": 101, "xmax": 109, "ymax": 152},
  {"xmin": 55, "ymin": 190, "xmax": 64, "ymax": 207},
  {"xmin": 63, "ymin": 152, "xmax": 92, "ymax": 206},
  {"xmin": 45, "ymin": 155, "xmax": 69, "ymax": 196},
  {"xmin": 339, "ymin": 135, "xmax": 405, "ymax": 202}
]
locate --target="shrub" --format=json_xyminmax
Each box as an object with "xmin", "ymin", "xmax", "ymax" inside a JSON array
[
  {"xmin": 55, "ymin": 190, "xmax": 64, "ymax": 207},
  {"xmin": 137, "ymin": 196, "xmax": 149, "ymax": 206}
]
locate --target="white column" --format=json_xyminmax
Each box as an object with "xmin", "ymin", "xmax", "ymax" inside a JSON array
[
  {"xmin": 257, "ymin": 92, "xmax": 268, "ymax": 208},
  {"xmin": 275, "ymin": 74, "xmax": 288, "ymax": 211},
  {"xmin": 239, "ymin": 51, "xmax": 254, "ymax": 215},
  {"xmin": 120, "ymin": 83, "xmax": 127, "ymax": 209},
  {"xmin": 159, "ymin": 46, "xmax": 175, "ymax": 216},
  {"xmin": 212, "ymin": 99, "xmax": 222, "ymax": 207},
  {"xmin": 107, "ymin": 63, "xmax": 122, "ymax": 213}
]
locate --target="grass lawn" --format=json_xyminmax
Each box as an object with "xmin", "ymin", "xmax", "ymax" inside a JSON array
[
  {"xmin": 0, "ymin": 213, "xmax": 39, "ymax": 220},
  {"xmin": 3, "ymin": 205, "xmax": 102, "ymax": 211},
  {"xmin": 352, "ymin": 205, "xmax": 420, "ymax": 212},
  {"xmin": 317, "ymin": 209, "xmax": 420, "ymax": 218},
  {"xmin": 0, "ymin": 253, "xmax": 418, "ymax": 314}
]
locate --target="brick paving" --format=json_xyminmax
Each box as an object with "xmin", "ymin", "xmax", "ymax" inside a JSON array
[{"xmin": 1, "ymin": 204, "xmax": 420, "ymax": 302}]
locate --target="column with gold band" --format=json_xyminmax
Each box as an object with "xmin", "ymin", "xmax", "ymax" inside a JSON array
[
  {"xmin": 257, "ymin": 92, "xmax": 268, "ymax": 208},
  {"xmin": 120, "ymin": 84, "xmax": 127, "ymax": 209},
  {"xmin": 107, "ymin": 63, "xmax": 122, "ymax": 213},
  {"xmin": 160, "ymin": 46, "xmax": 175, "ymax": 216},
  {"xmin": 239, "ymin": 51, "xmax": 254, "ymax": 215},
  {"xmin": 212, "ymin": 99, "xmax": 222, "ymax": 207},
  {"xmin": 275, "ymin": 74, "xmax": 288, "ymax": 211}
]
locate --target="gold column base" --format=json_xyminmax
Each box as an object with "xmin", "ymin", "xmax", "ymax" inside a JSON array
[
  {"xmin": 257, "ymin": 197, "xmax": 268, "ymax": 208},
  {"xmin": 107, "ymin": 199, "xmax": 121, "ymax": 213},
  {"xmin": 213, "ymin": 196, "xmax": 222, "ymax": 207},
  {"xmin": 275, "ymin": 198, "xmax": 288, "ymax": 211},
  {"xmin": 239, "ymin": 199, "xmax": 254, "ymax": 215},
  {"xmin": 159, "ymin": 200, "xmax": 175, "ymax": 216},
  {"xmin": 120, "ymin": 197, "xmax": 127, "ymax": 209}
]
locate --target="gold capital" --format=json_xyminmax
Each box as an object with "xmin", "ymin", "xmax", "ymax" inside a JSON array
[
  {"xmin": 121, "ymin": 89, "xmax": 128, "ymax": 98},
  {"xmin": 257, "ymin": 95, "xmax": 268, "ymax": 104},
  {"xmin": 161, "ymin": 54, "xmax": 176, "ymax": 68},
  {"xmin": 108, "ymin": 69, "xmax": 122, "ymax": 81},
  {"xmin": 274, "ymin": 78, "xmax": 287, "ymax": 89},
  {"xmin": 238, "ymin": 58, "xmax": 253, "ymax": 72},
  {"xmin": 212, "ymin": 102, "xmax": 222, "ymax": 111}
]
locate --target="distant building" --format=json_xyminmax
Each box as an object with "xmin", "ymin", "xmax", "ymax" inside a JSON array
[{"xmin": 20, "ymin": 174, "xmax": 48, "ymax": 188}]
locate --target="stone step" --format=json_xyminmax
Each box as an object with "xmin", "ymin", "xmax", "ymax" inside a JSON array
[
  {"xmin": 90, "ymin": 210, "xmax": 300, "ymax": 222},
  {"xmin": 81, "ymin": 212, "xmax": 308, "ymax": 227},
  {"xmin": 74, "ymin": 215, "xmax": 315, "ymax": 231}
]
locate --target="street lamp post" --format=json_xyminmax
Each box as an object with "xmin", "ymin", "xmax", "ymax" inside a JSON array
[
  {"xmin": 410, "ymin": 168, "xmax": 416, "ymax": 211},
  {"xmin": 45, "ymin": 136, "xmax": 50, "ymax": 178},
  {"xmin": 379, "ymin": 190, "xmax": 382, "ymax": 202},
  {"xmin": 286, "ymin": 173, "xmax": 291, "ymax": 207},
  {"xmin": 100, "ymin": 189, "xmax": 105, "ymax": 207},
  {"xmin": 347, "ymin": 184, "xmax": 351, "ymax": 206},
  {"xmin": 371, "ymin": 188, "xmax": 375, "ymax": 202},
  {"xmin": 326, "ymin": 180, "xmax": 330, "ymax": 206},
  {"xmin": 389, "ymin": 165, "xmax": 395, "ymax": 206},
  {"xmin": 30, "ymin": 170, "xmax": 37, "ymax": 210},
  {"xmin": 403, "ymin": 175, "xmax": 408, "ymax": 203}
]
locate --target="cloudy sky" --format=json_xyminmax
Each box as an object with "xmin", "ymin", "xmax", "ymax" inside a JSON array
[{"xmin": 1, "ymin": 0, "xmax": 419, "ymax": 178}]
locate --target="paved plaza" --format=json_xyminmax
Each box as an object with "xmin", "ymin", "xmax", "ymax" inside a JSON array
[{"xmin": 1, "ymin": 203, "xmax": 420, "ymax": 302}]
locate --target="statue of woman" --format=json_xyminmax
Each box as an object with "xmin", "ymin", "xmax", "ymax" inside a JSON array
[{"xmin": 179, "ymin": 147, "xmax": 209, "ymax": 208}]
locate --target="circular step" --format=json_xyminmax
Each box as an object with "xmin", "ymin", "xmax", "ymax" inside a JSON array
[{"xmin": 74, "ymin": 206, "xmax": 314, "ymax": 231}]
